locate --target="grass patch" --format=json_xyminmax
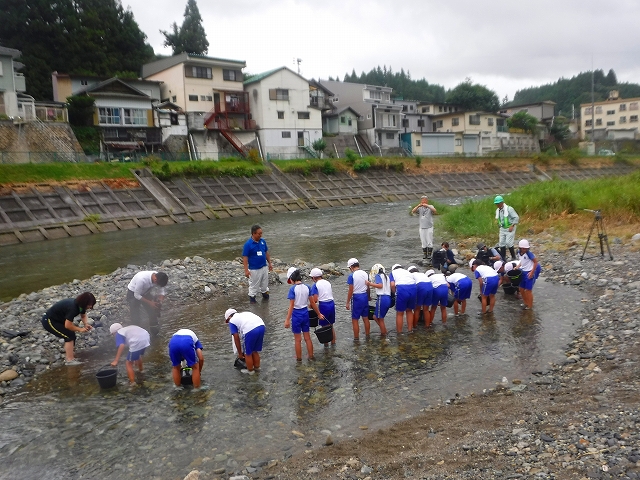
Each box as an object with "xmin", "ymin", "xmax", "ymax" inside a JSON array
[
  {"xmin": 0, "ymin": 162, "xmax": 141, "ymax": 184},
  {"xmin": 149, "ymin": 160, "xmax": 267, "ymax": 180}
]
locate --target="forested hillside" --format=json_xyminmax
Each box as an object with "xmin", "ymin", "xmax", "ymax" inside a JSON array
[{"xmin": 511, "ymin": 69, "xmax": 640, "ymax": 117}]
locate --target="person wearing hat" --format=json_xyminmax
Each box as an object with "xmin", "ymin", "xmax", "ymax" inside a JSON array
[
  {"xmin": 493, "ymin": 260, "xmax": 521, "ymax": 297},
  {"xmin": 411, "ymin": 195, "xmax": 437, "ymax": 259},
  {"xmin": 109, "ymin": 323, "xmax": 150, "ymax": 386},
  {"xmin": 285, "ymin": 267, "xmax": 323, "ymax": 361},
  {"xmin": 446, "ymin": 271, "xmax": 473, "ymax": 316},
  {"xmin": 476, "ymin": 242, "xmax": 502, "ymax": 266},
  {"xmin": 365, "ymin": 264, "xmax": 390, "ymax": 336},
  {"xmin": 310, "ymin": 268, "xmax": 337, "ymax": 345},
  {"xmin": 346, "ymin": 258, "xmax": 371, "ymax": 339},
  {"xmin": 225, "ymin": 309, "xmax": 265, "ymax": 375},
  {"xmin": 168, "ymin": 329, "xmax": 204, "ymax": 388},
  {"xmin": 389, "ymin": 264, "xmax": 417, "ymax": 332},
  {"xmin": 426, "ymin": 269, "xmax": 449, "ymax": 325},
  {"xmin": 494, "ymin": 195, "xmax": 519, "ymax": 261},
  {"xmin": 516, "ymin": 239, "xmax": 541, "ymax": 310},
  {"xmin": 242, "ymin": 224, "xmax": 273, "ymax": 304},
  {"xmin": 407, "ymin": 265, "xmax": 432, "ymax": 328},
  {"xmin": 470, "ymin": 260, "xmax": 500, "ymax": 316}
]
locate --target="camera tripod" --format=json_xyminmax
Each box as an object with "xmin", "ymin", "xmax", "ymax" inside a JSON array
[{"xmin": 580, "ymin": 209, "xmax": 613, "ymax": 261}]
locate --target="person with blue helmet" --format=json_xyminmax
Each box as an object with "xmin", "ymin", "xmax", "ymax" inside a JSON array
[{"xmin": 494, "ymin": 195, "xmax": 519, "ymax": 261}]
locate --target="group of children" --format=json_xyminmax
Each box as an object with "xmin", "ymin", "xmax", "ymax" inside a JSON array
[{"xmin": 280, "ymin": 238, "xmax": 542, "ymax": 362}]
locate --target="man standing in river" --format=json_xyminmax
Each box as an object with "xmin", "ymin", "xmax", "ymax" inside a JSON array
[
  {"xmin": 494, "ymin": 195, "xmax": 519, "ymax": 261},
  {"xmin": 411, "ymin": 195, "xmax": 437, "ymax": 259},
  {"xmin": 242, "ymin": 224, "xmax": 273, "ymax": 303}
]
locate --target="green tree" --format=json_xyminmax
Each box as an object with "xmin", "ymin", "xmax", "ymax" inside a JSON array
[
  {"xmin": 66, "ymin": 95, "xmax": 96, "ymax": 126},
  {"xmin": 549, "ymin": 116, "xmax": 570, "ymax": 142},
  {"xmin": 161, "ymin": 0, "xmax": 209, "ymax": 55},
  {"xmin": 312, "ymin": 138, "xmax": 326, "ymax": 158},
  {"xmin": 507, "ymin": 111, "xmax": 539, "ymax": 133},
  {"xmin": 445, "ymin": 79, "xmax": 500, "ymax": 112}
]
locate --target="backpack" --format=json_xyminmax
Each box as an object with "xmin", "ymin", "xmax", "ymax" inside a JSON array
[{"xmin": 431, "ymin": 249, "xmax": 446, "ymax": 268}]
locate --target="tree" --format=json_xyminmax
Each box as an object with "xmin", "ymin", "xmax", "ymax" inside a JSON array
[
  {"xmin": 66, "ymin": 95, "xmax": 95, "ymax": 126},
  {"xmin": 161, "ymin": 0, "xmax": 209, "ymax": 55},
  {"xmin": 312, "ymin": 138, "xmax": 326, "ymax": 158},
  {"xmin": 445, "ymin": 80, "xmax": 500, "ymax": 112},
  {"xmin": 549, "ymin": 116, "xmax": 570, "ymax": 142},
  {"xmin": 507, "ymin": 111, "xmax": 539, "ymax": 133}
]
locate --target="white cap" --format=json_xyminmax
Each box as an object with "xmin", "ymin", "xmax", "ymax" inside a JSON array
[
  {"xmin": 518, "ymin": 239, "xmax": 530, "ymax": 248},
  {"xmin": 504, "ymin": 262, "xmax": 515, "ymax": 273},
  {"xmin": 391, "ymin": 263, "xmax": 402, "ymax": 271},
  {"xmin": 493, "ymin": 260, "xmax": 504, "ymax": 271},
  {"xmin": 109, "ymin": 322, "xmax": 123, "ymax": 334},
  {"xmin": 425, "ymin": 269, "xmax": 435, "ymax": 277},
  {"xmin": 347, "ymin": 258, "xmax": 358, "ymax": 267},
  {"xmin": 224, "ymin": 308, "xmax": 237, "ymax": 322},
  {"xmin": 408, "ymin": 265, "xmax": 418, "ymax": 273},
  {"xmin": 468, "ymin": 259, "xmax": 476, "ymax": 269},
  {"xmin": 310, "ymin": 267, "xmax": 323, "ymax": 277},
  {"xmin": 287, "ymin": 267, "xmax": 298, "ymax": 280}
]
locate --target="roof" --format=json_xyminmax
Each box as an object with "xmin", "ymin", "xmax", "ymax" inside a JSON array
[
  {"xmin": 324, "ymin": 106, "xmax": 362, "ymax": 118},
  {"xmin": 75, "ymin": 78, "xmax": 151, "ymax": 98},
  {"xmin": 580, "ymin": 97, "xmax": 640, "ymax": 107},
  {"xmin": 243, "ymin": 66, "xmax": 310, "ymax": 86},
  {"xmin": 502, "ymin": 100, "xmax": 556, "ymax": 110},
  {"xmin": 309, "ymin": 79, "xmax": 334, "ymax": 96},
  {"xmin": 0, "ymin": 46, "xmax": 21, "ymax": 58},
  {"xmin": 142, "ymin": 52, "xmax": 246, "ymax": 78}
]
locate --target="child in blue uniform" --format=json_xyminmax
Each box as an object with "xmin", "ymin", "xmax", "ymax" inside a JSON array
[
  {"xmin": 284, "ymin": 267, "xmax": 324, "ymax": 361},
  {"xmin": 516, "ymin": 239, "xmax": 541, "ymax": 310},
  {"xmin": 310, "ymin": 267, "xmax": 337, "ymax": 345},
  {"xmin": 346, "ymin": 258, "xmax": 371, "ymax": 339},
  {"xmin": 446, "ymin": 272, "xmax": 473, "ymax": 315},
  {"xmin": 426, "ymin": 269, "xmax": 449, "ymax": 325},
  {"xmin": 365, "ymin": 263, "xmax": 390, "ymax": 336},
  {"xmin": 471, "ymin": 260, "xmax": 500, "ymax": 316},
  {"xmin": 408, "ymin": 266, "xmax": 433, "ymax": 328},
  {"xmin": 389, "ymin": 264, "xmax": 417, "ymax": 332},
  {"xmin": 168, "ymin": 328, "xmax": 204, "ymax": 388}
]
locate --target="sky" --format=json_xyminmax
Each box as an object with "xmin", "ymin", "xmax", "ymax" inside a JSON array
[{"xmin": 123, "ymin": 0, "xmax": 640, "ymax": 102}]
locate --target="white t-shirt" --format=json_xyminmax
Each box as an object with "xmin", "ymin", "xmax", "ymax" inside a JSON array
[
  {"xmin": 429, "ymin": 273, "xmax": 448, "ymax": 288},
  {"xmin": 313, "ymin": 278, "xmax": 334, "ymax": 301},
  {"xmin": 447, "ymin": 272, "xmax": 467, "ymax": 285},
  {"xmin": 475, "ymin": 265, "xmax": 499, "ymax": 279},
  {"xmin": 116, "ymin": 325, "xmax": 150, "ymax": 352},
  {"xmin": 127, "ymin": 271, "xmax": 166, "ymax": 300},
  {"xmin": 348, "ymin": 269, "xmax": 369, "ymax": 294},
  {"xmin": 412, "ymin": 272, "xmax": 432, "ymax": 285},
  {"xmin": 173, "ymin": 328, "xmax": 199, "ymax": 343},
  {"xmin": 374, "ymin": 273, "xmax": 392, "ymax": 296},
  {"xmin": 391, "ymin": 268, "xmax": 415, "ymax": 286},
  {"xmin": 229, "ymin": 311, "xmax": 265, "ymax": 335}
]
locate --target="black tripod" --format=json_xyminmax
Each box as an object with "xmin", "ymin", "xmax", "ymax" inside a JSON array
[{"xmin": 580, "ymin": 209, "xmax": 613, "ymax": 261}]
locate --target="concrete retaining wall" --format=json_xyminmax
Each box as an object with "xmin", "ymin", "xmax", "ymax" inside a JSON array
[{"xmin": 0, "ymin": 162, "xmax": 635, "ymax": 246}]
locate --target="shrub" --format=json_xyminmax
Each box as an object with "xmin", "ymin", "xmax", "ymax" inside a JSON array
[
  {"xmin": 344, "ymin": 148, "xmax": 358, "ymax": 165},
  {"xmin": 247, "ymin": 148, "xmax": 262, "ymax": 164},
  {"xmin": 532, "ymin": 152, "xmax": 551, "ymax": 166},
  {"xmin": 562, "ymin": 148, "xmax": 581, "ymax": 166},
  {"xmin": 415, "ymin": 156, "xmax": 422, "ymax": 167},
  {"xmin": 353, "ymin": 159, "xmax": 371, "ymax": 172},
  {"xmin": 321, "ymin": 160, "xmax": 336, "ymax": 175}
]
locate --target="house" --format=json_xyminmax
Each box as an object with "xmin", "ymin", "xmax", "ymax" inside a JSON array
[
  {"xmin": 319, "ymin": 80, "xmax": 403, "ymax": 154},
  {"xmin": 0, "ymin": 46, "xmax": 25, "ymax": 119},
  {"xmin": 417, "ymin": 102, "xmax": 460, "ymax": 116},
  {"xmin": 154, "ymin": 101, "xmax": 188, "ymax": 147},
  {"xmin": 142, "ymin": 53, "xmax": 255, "ymax": 159},
  {"xmin": 500, "ymin": 101, "xmax": 556, "ymax": 122},
  {"xmin": 323, "ymin": 106, "xmax": 360, "ymax": 135},
  {"xmin": 580, "ymin": 90, "xmax": 639, "ymax": 140},
  {"xmin": 52, "ymin": 73, "xmax": 162, "ymax": 154},
  {"xmin": 244, "ymin": 66, "xmax": 322, "ymax": 159}
]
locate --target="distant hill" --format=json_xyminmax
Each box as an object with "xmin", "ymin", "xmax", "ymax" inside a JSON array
[{"xmin": 510, "ymin": 69, "xmax": 640, "ymax": 118}]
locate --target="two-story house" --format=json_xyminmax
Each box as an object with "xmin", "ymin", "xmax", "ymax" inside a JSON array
[
  {"xmin": 142, "ymin": 53, "xmax": 255, "ymax": 159},
  {"xmin": 319, "ymin": 80, "xmax": 403, "ymax": 155},
  {"xmin": 244, "ymin": 66, "xmax": 322, "ymax": 159},
  {"xmin": 0, "ymin": 46, "xmax": 26, "ymax": 119},
  {"xmin": 581, "ymin": 91, "xmax": 639, "ymax": 140},
  {"xmin": 52, "ymin": 73, "xmax": 162, "ymax": 153}
]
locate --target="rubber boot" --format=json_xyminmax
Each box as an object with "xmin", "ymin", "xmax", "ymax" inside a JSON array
[
  {"xmin": 423, "ymin": 248, "xmax": 429, "ymax": 259},
  {"xmin": 426, "ymin": 247, "xmax": 433, "ymax": 265},
  {"xmin": 500, "ymin": 246, "xmax": 507, "ymax": 261},
  {"xmin": 509, "ymin": 246, "xmax": 517, "ymax": 260}
]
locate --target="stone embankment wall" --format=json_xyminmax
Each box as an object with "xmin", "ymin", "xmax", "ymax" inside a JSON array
[{"xmin": 0, "ymin": 162, "xmax": 635, "ymax": 246}]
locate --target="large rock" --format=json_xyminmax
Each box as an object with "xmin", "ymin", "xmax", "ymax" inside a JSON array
[{"xmin": 0, "ymin": 369, "xmax": 19, "ymax": 382}]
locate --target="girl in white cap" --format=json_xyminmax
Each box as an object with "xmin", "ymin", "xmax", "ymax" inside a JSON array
[
  {"xmin": 284, "ymin": 267, "xmax": 324, "ymax": 361},
  {"xmin": 516, "ymin": 239, "xmax": 541, "ymax": 310},
  {"xmin": 365, "ymin": 263, "xmax": 390, "ymax": 336},
  {"xmin": 309, "ymin": 268, "xmax": 337, "ymax": 345},
  {"xmin": 346, "ymin": 258, "xmax": 371, "ymax": 339}
]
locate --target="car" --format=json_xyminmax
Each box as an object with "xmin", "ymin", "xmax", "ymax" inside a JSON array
[{"xmin": 598, "ymin": 149, "xmax": 615, "ymax": 156}]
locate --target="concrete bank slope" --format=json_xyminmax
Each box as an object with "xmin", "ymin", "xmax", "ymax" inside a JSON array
[{"xmin": 0, "ymin": 161, "xmax": 635, "ymax": 246}]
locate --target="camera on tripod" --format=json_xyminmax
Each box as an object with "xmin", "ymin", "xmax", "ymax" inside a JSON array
[
  {"xmin": 580, "ymin": 208, "xmax": 613, "ymax": 261},
  {"xmin": 583, "ymin": 208, "xmax": 602, "ymax": 220}
]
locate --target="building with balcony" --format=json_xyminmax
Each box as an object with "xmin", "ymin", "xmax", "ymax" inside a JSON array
[
  {"xmin": 244, "ymin": 66, "xmax": 322, "ymax": 159},
  {"xmin": 500, "ymin": 101, "xmax": 556, "ymax": 122},
  {"xmin": 580, "ymin": 91, "xmax": 639, "ymax": 140},
  {"xmin": 0, "ymin": 46, "xmax": 26, "ymax": 119}
]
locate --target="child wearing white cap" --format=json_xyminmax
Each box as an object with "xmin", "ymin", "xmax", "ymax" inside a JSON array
[
  {"xmin": 407, "ymin": 266, "xmax": 432, "ymax": 329},
  {"xmin": 470, "ymin": 260, "xmax": 500, "ymax": 316},
  {"xmin": 309, "ymin": 268, "xmax": 337, "ymax": 345},
  {"xmin": 109, "ymin": 323, "xmax": 150, "ymax": 386},
  {"xmin": 225, "ymin": 309, "xmax": 265, "ymax": 374},
  {"xmin": 389, "ymin": 264, "xmax": 417, "ymax": 333},
  {"xmin": 426, "ymin": 269, "xmax": 449, "ymax": 325},
  {"xmin": 446, "ymin": 272, "xmax": 473, "ymax": 316},
  {"xmin": 365, "ymin": 263, "xmax": 390, "ymax": 336},
  {"xmin": 346, "ymin": 258, "xmax": 371, "ymax": 339},
  {"xmin": 517, "ymin": 239, "xmax": 541, "ymax": 310},
  {"xmin": 284, "ymin": 267, "xmax": 324, "ymax": 361}
]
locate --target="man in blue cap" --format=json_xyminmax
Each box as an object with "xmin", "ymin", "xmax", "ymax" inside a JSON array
[{"xmin": 494, "ymin": 195, "xmax": 519, "ymax": 260}]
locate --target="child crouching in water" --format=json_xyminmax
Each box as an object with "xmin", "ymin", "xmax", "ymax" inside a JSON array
[
  {"xmin": 284, "ymin": 267, "xmax": 324, "ymax": 361},
  {"xmin": 309, "ymin": 267, "xmax": 337, "ymax": 345}
]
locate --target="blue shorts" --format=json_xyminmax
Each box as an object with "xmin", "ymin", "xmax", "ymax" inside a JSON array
[
  {"xmin": 351, "ymin": 293, "xmax": 369, "ymax": 320},
  {"xmin": 168, "ymin": 335, "xmax": 199, "ymax": 367},
  {"xmin": 431, "ymin": 284, "xmax": 449, "ymax": 307},
  {"xmin": 244, "ymin": 325, "xmax": 265, "ymax": 355},
  {"xmin": 520, "ymin": 264, "xmax": 542, "ymax": 290},
  {"xmin": 318, "ymin": 300, "xmax": 336, "ymax": 326},
  {"xmin": 395, "ymin": 284, "xmax": 417, "ymax": 312},
  {"xmin": 415, "ymin": 282, "xmax": 433, "ymax": 306},
  {"xmin": 452, "ymin": 277, "xmax": 473, "ymax": 300},
  {"xmin": 291, "ymin": 308, "xmax": 310, "ymax": 334},
  {"xmin": 375, "ymin": 295, "xmax": 392, "ymax": 319},
  {"xmin": 127, "ymin": 348, "xmax": 146, "ymax": 362},
  {"xmin": 481, "ymin": 276, "xmax": 500, "ymax": 296}
]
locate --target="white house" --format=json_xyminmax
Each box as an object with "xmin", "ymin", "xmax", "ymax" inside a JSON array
[{"xmin": 244, "ymin": 67, "xmax": 322, "ymax": 159}]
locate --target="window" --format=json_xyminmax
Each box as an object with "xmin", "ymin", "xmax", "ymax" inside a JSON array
[
  {"xmin": 584, "ymin": 107, "xmax": 593, "ymax": 115},
  {"xmin": 607, "ymin": 121, "xmax": 615, "ymax": 126},
  {"xmin": 369, "ymin": 90, "xmax": 382, "ymax": 100},
  {"xmin": 333, "ymin": 97, "xmax": 339, "ymax": 103},
  {"xmin": 438, "ymin": 106, "xmax": 443, "ymax": 112},
  {"xmin": 188, "ymin": 95, "xmax": 198, "ymax": 101},
  {"xmin": 269, "ymin": 89, "xmax": 289, "ymax": 101},
  {"xmin": 631, "ymin": 115, "xmax": 638, "ymax": 122},
  {"xmin": 422, "ymin": 106, "xmax": 430, "ymax": 113},
  {"xmin": 595, "ymin": 106, "xmax": 602, "ymax": 114},
  {"xmin": 297, "ymin": 111, "xmax": 310, "ymax": 119},
  {"xmin": 402, "ymin": 119, "xmax": 409, "ymax": 127},
  {"xmin": 435, "ymin": 120, "xmax": 443, "ymax": 128},
  {"xmin": 366, "ymin": 114, "xmax": 371, "ymax": 119},
  {"xmin": 123, "ymin": 108, "xmax": 146, "ymax": 125},
  {"xmin": 607, "ymin": 110, "xmax": 615, "ymax": 115},
  {"xmin": 585, "ymin": 119, "xmax": 593, "ymax": 127},
  {"xmin": 282, "ymin": 131, "xmax": 291, "ymax": 138},
  {"xmin": 200, "ymin": 95, "xmax": 207, "ymax": 101},
  {"xmin": 340, "ymin": 116, "xmax": 345, "ymax": 124},
  {"xmin": 416, "ymin": 140, "xmax": 421, "ymax": 147},
  {"xmin": 348, "ymin": 118, "xmax": 352, "ymax": 126},
  {"xmin": 80, "ymin": 80, "xmax": 88, "ymax": 86},
  {"xmin": 401, "ymin": 105, "xmax": 408, "ymax": 112},
  {"xmin": 388, "ymin": 114, "xmax": 396, "ymax": 127},
  {"xmin": 631, "ymin": 102, "xmax": 639, "ymax": 111},
  {"xmin": 223, "ymin": 69, "xmax": 242, "ymax": 82},
  {"xmin": 98, "ymin": 107, "xmax": 120, "ymax": 125},
  {"xmin": 185, "ymin": 66, "xmax": 212, "ymax": 79},
  {"xmin": 455, "ymin": 139, "xmax": 462, "ymax": 146},
  {"xmin": 596, "ymin": 119, "xmax": 602, "ymax": 126},
  {"xmin": 452, "ymin": 118, "xmax": 460, "ymax": 126},
  {"xmin": 386, "ymin": 133, "xmax": 394, "ymax": 139},
  {"xmin": 172, "ymin": 95, "xmax": 177, "ymax": 102},
  {"xmin": 277, "ymin": 111, "xmax": 284, "ymax": 119},
  {"xmin": 620, "ymin": 104, "xmax": 627, "ymax": 111},
  {"xmin": 488, "ymin": 118, "xmax": 494, "ymax": 126},
  {"xmin": 417, "ymin": 119, "xmax": 425, "ymax": 127},
  {"xmin": 469, "ymin": 114, "xmax": 481, "ymax": 125},
  {"xmin": 620, "ymin": 116, "xmax": 627, "ymax": 124},
  {"xmin": 410, "ymin": 105, "xmax": 414, "ymax": 111}
]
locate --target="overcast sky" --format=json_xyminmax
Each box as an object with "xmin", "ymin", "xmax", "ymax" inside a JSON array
[{"xmin": 124, "ymin": 0, "xmax": 640, "ymax": 101}]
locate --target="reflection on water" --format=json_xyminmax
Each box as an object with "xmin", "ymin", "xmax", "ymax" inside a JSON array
[{"xmin": 0, "ymin": 203, "xmax": 584, "ymax": 479}]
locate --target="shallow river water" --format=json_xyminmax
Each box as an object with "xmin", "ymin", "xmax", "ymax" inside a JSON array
[{"xmin": 0, "ymin": 202, "xmax": 585, "ymax": 479}]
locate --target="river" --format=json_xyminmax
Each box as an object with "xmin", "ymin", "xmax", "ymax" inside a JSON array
[{"xmin": 0, "ymin": 201, "xmax": 584, "ymax": 480}]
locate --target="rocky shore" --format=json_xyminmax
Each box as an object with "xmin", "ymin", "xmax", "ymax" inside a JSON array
[{"xmin": 2, "ymin": 235, "xmax": 640, "ymax": 480}]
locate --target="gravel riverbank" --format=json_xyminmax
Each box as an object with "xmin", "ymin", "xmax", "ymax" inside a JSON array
[{"xmin": 2, "ymin": 235, "xmax": 640, "ymax": 480}]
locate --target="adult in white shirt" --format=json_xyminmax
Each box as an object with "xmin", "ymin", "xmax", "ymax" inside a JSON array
[{"xmin": 127, "ymin": 270, "xmax": 168, "ymax": 334}]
